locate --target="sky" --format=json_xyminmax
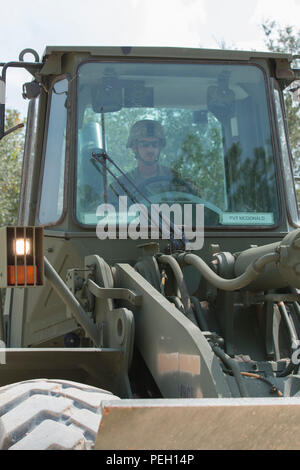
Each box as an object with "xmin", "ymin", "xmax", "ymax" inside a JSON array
[{"xmin": 1, "ymin": 0, "xmax": 300, "ymax": 116}]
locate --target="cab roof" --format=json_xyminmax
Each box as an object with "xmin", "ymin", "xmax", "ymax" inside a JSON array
[
  {"xmin": 40, "ymin": 46, "xmax": 296, "ymax": 85},
  {"xmin": 42, "ymin": 45, "xmax": 294, "ymax": 62}
]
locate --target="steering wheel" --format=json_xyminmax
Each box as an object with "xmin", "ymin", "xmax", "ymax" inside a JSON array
[
  {"xmin": 136, "ymin": 175, "xmax": 194, "ymax": 197},
  {"xmin": 155, "ymin": 190, "xmax": 220, "ymax": 208},
  {"xmin": 135, "ymin": 175, "xmax": 222, "ymax": 216}
]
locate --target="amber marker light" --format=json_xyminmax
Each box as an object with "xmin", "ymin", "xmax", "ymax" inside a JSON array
[
  {"xmin": 8, "ymin": 236, "xmax": 35, "ymax": 285},
  {"xmin": 0, "ymin": 227, "xmax": 44, "ymax": 288},
  {"xmin": 14, "ymin": 238, "xmax": 31, "ymax": 256}
]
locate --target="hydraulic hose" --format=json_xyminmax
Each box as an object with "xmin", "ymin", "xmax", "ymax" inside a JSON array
[
  {"xmin": 277, "ymin": 301, "xmax": 299, "ymax": 377},
  {"xmin": 210, "ymin": 344, "xmax": 249, "ymax": 398},
  {"xmin": 289, "ymin": 287, "xmax": 300, "ymax": 323},
  {"xmin": 190, "ymin": 296, "xmax": 209, "ymax": 331},
  {"xmin": 158, "ymin": 255, "xmax": 198, "ymax": 326},
  {"xmin": 212, "ymin": 345, "xmax": 283, "ymax": 397},
  {"xmin": 159, "ymin": 255, "xmax": 191, "ymax": 312},
  {"xmin": 177, "ymin": 252, "xmax": 279, "ymax": 292},
  {"xmin": 278, "ymin": 301, "xmax": 298, "ymax": 345}
]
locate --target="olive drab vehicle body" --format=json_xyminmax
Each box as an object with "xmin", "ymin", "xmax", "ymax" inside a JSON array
[{"xmin": 1, "ymin": 46, "xmax": 300, "ymax": 449}]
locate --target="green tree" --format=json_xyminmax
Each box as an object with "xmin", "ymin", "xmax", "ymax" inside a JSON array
[
  {"xmin": 0, "ymin": 109, "xmax": 24, "ymax": 226},
  {"xmin": 262, "ymin": 20, "xmax": 300, "ymax": 174},
  {"xmin": 0, "ymin": 109, "xmax": 24, "ymax": 319},
  {"xmin": 172, "ymin": 113, "xmax": 226, "ymax": 208}
]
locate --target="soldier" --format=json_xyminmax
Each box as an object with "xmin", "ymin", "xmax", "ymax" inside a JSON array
[{"xmin": 109, "ymin": 119, "xmax": 178, "ymax": 202}]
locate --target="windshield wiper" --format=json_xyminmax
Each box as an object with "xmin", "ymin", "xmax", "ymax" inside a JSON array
[{"xmin": 91, "ymin": 150, "xmax": 186, "ymax": 252}]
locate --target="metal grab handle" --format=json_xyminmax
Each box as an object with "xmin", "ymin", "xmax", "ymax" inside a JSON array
[
  {"xmin": 44, "ymin": 257, "xmax": 100, "ymax": 345},
  {"xmin": 87, "ymin": 278, "xmax": 142, "ymax": 306}
]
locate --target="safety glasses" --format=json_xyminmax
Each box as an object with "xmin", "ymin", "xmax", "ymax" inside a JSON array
[{"xmin": 137, "ymin": 140, "xmax": 161, "ymax": 149}]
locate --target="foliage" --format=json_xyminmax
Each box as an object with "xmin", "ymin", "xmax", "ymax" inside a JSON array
[
  {"xmin": 262, "ymin": 20, "xmax": 300, "ymax": 173},
  {"xmin": 0, "ymin": 109, "xmax": 24, "ymax": 226},
  {"xmin": 172, "ymin": 114, "xmax": 226, "ymax": 208},
  {"xmin": 0, "ymin": 109, "xmax": 24, "ymax": 316},
  {"xmin": 262, "ymin": 21, "xmax": 300, "ymax": 55}
]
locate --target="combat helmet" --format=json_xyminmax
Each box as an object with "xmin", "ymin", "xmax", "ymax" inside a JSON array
[{"xmin": 127, "ymin": 120, "xmax": 166, "ymax": 148}]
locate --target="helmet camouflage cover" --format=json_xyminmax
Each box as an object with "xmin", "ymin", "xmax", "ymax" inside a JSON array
[{"xmin": 127, "ymin": 120, "xmax": 166, "ymax": 148}]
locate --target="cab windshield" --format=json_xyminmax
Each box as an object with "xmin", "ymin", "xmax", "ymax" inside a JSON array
[{"xmin": 76, "ymin": 61, "xmax": 279, "ymax": 228}]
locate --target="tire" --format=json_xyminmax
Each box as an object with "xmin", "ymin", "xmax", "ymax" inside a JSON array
[{"xmin": 0, "ymin": 378, "xmax": 120, "ymax": 450}]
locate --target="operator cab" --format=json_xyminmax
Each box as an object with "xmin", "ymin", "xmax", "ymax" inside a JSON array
[{"xmin": 32, "ymin": 51, "xmax": 298, "ymax": 235}]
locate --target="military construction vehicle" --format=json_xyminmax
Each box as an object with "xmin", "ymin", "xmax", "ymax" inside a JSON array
[{"xmin": 1, "ymin": 46, "xmax": 300, "ymax": 450}]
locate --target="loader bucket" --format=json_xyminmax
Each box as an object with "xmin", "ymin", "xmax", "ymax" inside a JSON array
[
  {"xmin": 0, "ymin": 348, "xmax": 130, "ymax": 397},
  {"xmin": 95, "ymin": 397, "xmax": 300, "ymax": 450}
]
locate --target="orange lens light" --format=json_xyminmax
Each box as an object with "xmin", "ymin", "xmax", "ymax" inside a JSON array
[
  {"xmin": 7, "ymin": 265, "xmax": 37, "ymax": 285},
  {"xmin": 0, "ymin": 226, "xmax": 44, "ymax": 288}
]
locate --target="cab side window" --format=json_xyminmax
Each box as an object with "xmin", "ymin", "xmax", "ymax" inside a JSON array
[{"xmin": 38, "ymin": 78, "xmax": 68, "ymax": 225}]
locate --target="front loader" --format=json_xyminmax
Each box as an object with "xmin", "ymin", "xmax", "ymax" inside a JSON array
[{"xmin": 1, "ymin": 46, "xmax": 300, "ymax": 450}]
